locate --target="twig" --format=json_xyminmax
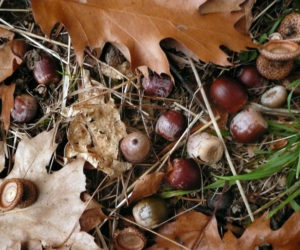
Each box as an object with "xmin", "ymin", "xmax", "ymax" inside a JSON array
[
  {"xmin": 250, "ymin": 102, "xmax": 300, "ymax": 116},
  {"xmin": 188, "ymin": 58, "xmax": 254, "ymax": 222},
  {"xmin": 0, "ymin": 19, "xmax": 68, "ymax": 64}
]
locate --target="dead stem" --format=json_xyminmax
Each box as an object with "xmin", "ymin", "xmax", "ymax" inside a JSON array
[{"xmin": 250, "ymin": 102, "xmax": 300, "ymax": 116}]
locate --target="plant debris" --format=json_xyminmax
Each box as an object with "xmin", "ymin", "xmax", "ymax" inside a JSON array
[
  {"xmin": 0, "ymin": 129, "xmax": 100, "ymax": 249},
  {"xmin": 31, "ymin": 0, "xmax": 254, "ymax": 75}
]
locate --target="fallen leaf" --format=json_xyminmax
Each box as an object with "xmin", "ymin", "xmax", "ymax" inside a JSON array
[
  {"xmin": 129, "ymin": 172, "xmax": 165, "ymax": 204},
  {"xmin": 31, "ymin": 0, "xmax": 254, "ymax": 76},
  {"xmin": 0, "ymin": 28, "xmax": 23, "ymax": 82},
  {"xmin": 237, "ymin": 211, "xmax": 300, "ymax": 249},
  {"xmin": 148, "ymin": 211, "xmax": 231, "ymax": 249},
  {"xmin": 64, "ymin": 70, "xmax": 131, "ymax": 177},
  {"xmin": 80, "ymin": 193, "xmax": 108, "ymax": 232},
  {"xmin": 235, "ymin": 0, "xmax": 257, "ymax": 34},
  {"xmin": 0, "ymin": 129, "xmax": 100, "ymax": 250},
  {"xmin": 0, "ymin": 83, "xmax": 15, "ymax": 132},
  {"xmin": 149, "ymin": 210, "xmax": 300, "ymax": 249},
  {"xmin": 199, "ymin": 0, "xmax": 245, "ymax": 14}
]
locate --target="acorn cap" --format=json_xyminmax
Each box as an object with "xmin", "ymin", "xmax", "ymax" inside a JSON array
[
  {"xmin": 256, "ymin": 55, "xmax": 293, "ymax": 80},
  {"xmin": 278, "ymin": 13, "xmax": 300, "ymax": 43},
  {"xmin": 114, "ymin": 227, "xmax": 146, "ymax": 250},
  {"xmin": 0, "ymin": 179, "xmax": 24, "ymax": 210},
  {"xmin": 0, "ymin": 178, "xmax": 38, "ymax": 211},
  {"xmin": 260, "ymin": 40, "xmax": 300, "ymax": 61}
]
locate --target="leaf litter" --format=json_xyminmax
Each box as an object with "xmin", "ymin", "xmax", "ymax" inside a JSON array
[
  {"xmin": 0, "ymin": 129, "xmax": 100, "ymax": 249},
  {"xmin": 31, "ymin": 0, "xmax": 254, "ymax": 76},
  {"xmin": 64, "ymin": 70, "xmax": 131, "ymax": 177},
  {"xmin": 1, "ymin": 0, "xmax": 300, "ymax": 249}
]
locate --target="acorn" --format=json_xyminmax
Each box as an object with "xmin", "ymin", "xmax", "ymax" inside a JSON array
[
  {"xmin": 187, "ymin": 132, "xmax": 224, "ymax": 165},
  {"xmin": 237, "ymin": 66, "xmax": 267, "ymax": 91},
  {"xmin": 210, "ymin": 77, "xmax": 248, "ymax": 113},
  {"xmin": 142, "ymin": 72, "xmax": 174, "ymax": 97},
  {"xmin": 166, "ymin": 158, "xmax": 201, "ymax": 190},
  {"xmin": 11, "ymin": 94, "xmax": 38, "ymax": 123},
  {"xmin": 33, "ymin": 53, "xmax": 61, "ymax": 85},
  {"xmin": 261, "ymin": 86, "xmax": 287, "ymax": 108},
  {"xmin": 132, "ymin": 197, "xmax": 168, "ymax": 229},
  {"xmin": 120, "ymin": 132, "xmax": 151, "ymax": 163},
  {"xmin": 230, "ymin": 108, "xmax": 268, "ymax": 143},
  {"xmin": 155, "ymin": 110, "xmax": 186, "ymax": 141}
]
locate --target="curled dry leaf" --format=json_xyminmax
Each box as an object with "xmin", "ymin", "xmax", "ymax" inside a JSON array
[
  {"xmin": 150, "ymin": 210, "xmax": 300, "ymax": 249},
  {"xmin": 80, "ymin": 193, "xmax": 108, "ymax": 232},
  {"xmin": 31, "ymin": 0, "xmax": 254, "ymax": 76},
  {"xmin": 0, "ymin": 129, "xmax": 100, "ymax": 250},
  {"xmin": 148, "ymin": 211, "xmax": 229, "ymax": 250},
  {"xmin": 64, "ymin": 70, "xmax": 131, "ymax": 177},
  {"xmin": 128, "ymin": 172, "xmax": 165, "ymax": 204},
  {"xmin": 0, "ymin": 28, "xmax": 23, "ymax": 83},
  {"xmin": 0, "ymin": 83, "xmax": 15, "ymax": 132}
]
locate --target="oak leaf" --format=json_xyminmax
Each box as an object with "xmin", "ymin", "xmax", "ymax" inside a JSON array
[
  {"xmin": 0, "ymin": 83, "xmax": 15, "ymax": 132},
  {"xmin": 149, "ymin": 210, "xmax": 300, "ymax": 249},
  {"xmin": 0, "ymin": 28, "xmax": 23, "ymax": 83},
  {"xmin": 129, "ymin": 172, "xmax": 165, "ymax": 204},
  {"xmin": 64, "ymin": 70, "xmax": 131, "ymax": 177},
  {"xmin": 31, "ymin": 0, "xmax": 254, "ymax": 76},
  {"xmin": 0, "ymin": 129, "xmax": 100, "ymax": 250}
]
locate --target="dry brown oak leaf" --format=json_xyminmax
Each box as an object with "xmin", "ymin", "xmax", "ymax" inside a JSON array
[
  {"xmin": 0, "ymin": 28, "xmax": 23, "ymax": 83},
  {"xmin": 128, "ymin": 172, "xmax": 165, "ymax": 204},
  {"xmin": 149, "ymin": 210, "xmax": 300, "ymax": 249},
  {"xmin": 0, "ymin": 83, "xmax": 15, "ymax": 132},
  {"xmin": 0, "ymin": 129, "xmax": 100, "ymax": 250},
  {"xmin": 31, "ymin": 0, "xmax": 254, "ymax": 76},
  {"xmin": 64, "ymin": 70, "xmax": 131, "ymax": 177}
]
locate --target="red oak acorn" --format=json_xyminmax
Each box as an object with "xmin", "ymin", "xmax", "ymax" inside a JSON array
[
  {"xmin": 155, "ymin": 110, "xmax": 186, "ymax": 141},
  {"xmin": 230, "ymin": 108, "xmax": 268, "ymax": 143},
  {"xmin": 166, "ymin": 158, "xmax": 201, "ymax": 190},
  {"xmin": 237, "ymin": 66, "xmax": 266, "ymax": 90},
  {"xmin": 142, "ymin": 73, "xmax": 174, "ymax": 97},
  {"xmin": 33, "ymin": 53, "xmax": 61, "ymax": 85},
  {"xmin": 11, "ymin": 94, "xmax": 38, "ymax": 123},
  {"xmin": 210, "ymin": 77, "xmax": 248, "ymax": 113},
  {"xmin": 120, "ymin": 132, "xmax": 151, "ymax": 163}
]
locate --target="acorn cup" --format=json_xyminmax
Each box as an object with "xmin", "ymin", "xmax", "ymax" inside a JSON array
[
  {"xmin": 256, "ymin": 40, "xmax": 300, "ymax": 80},
  {"xmin": 0, "ymin": 178, "xmax": 38, "ymax": 211}
]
